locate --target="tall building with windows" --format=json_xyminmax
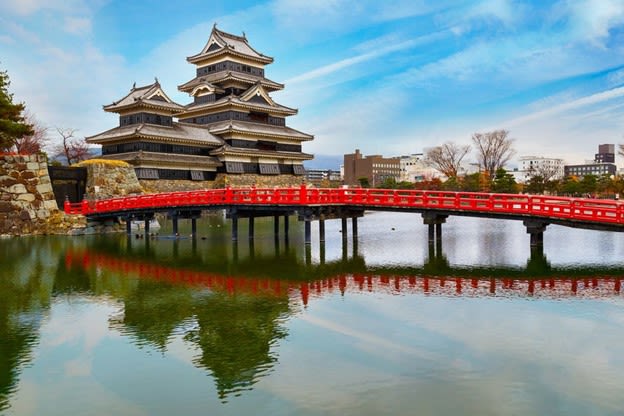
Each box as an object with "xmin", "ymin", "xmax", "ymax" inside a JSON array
[
  {"xmin": 87, "ymin": 25, "xmax": 313, "ymax": 187},
  {"xmin": 518, "ymin": 156, "xmax": 564, "ymax": 183},
  {"xmin": 343, "ymin": 149, "xmax": 401, "ymax": 186},
  {"xmin": 564, "ymin": 144, "xmax": 617, "ymax": 179}
]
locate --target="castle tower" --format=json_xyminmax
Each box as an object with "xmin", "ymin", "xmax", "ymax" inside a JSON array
[{"xmin": 177, "ymin": 25, "xmax": 313, "ymax": 177}]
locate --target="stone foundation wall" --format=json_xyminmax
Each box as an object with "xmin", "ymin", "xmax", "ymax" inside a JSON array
[
  {"xmin": 0, "ymin": 154, "xmax": 84, "ymax": 235},
  {"xmin": 139, "ymin": 174, "xmax": 304, "ymax": 193},
  {"xmin": 77, "ymin": 160, "xmax": 144, "ymax": 200}
]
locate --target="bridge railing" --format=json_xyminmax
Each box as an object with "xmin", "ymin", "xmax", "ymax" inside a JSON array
[{"xmin": 64, "ymin": 186, "xmax": 624, "ymax": 225}]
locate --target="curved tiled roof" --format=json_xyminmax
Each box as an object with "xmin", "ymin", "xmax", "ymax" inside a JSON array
[
  {"xmin": 187, "ymin": 26, "xmax": 273, "ymax": 65},
  {"xmin": 86, "ymin": 122, "xmax": 224, "ymax": 146},
  {"xmin": 104, "ymin": 81, "xmax": 183, "ymax": 113},
  {"xmin": 208, "ymin": 120, "xmax": 313, "ymax": 141},
  {"xmin": 178, "ymin": 71, "xmax": 283, "ymax": 93}
]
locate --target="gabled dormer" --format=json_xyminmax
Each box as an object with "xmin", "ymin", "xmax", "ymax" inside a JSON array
[
  {"xmin": 186, "ymin": 24, "xmax": 273, "ymax": 66},
  {"xmin": 240, "ymin": 83, "xmax": 276, "ymax": 106},
  {"xmin": 104, "ymin": 80, "xmax": 183, "ymax": 127}
]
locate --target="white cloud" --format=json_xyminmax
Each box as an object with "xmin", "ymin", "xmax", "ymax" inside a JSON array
[
  {"xmin": 285, "ymin": 31, "xmax": 448, "ymax": 85},
  {"xmin": 564, "ymin": 0, "xmax": 624, "ymax": 45},
  {"xmin": 0, "ymin": 0, "xmax": 101, "ymax": 16},
  {"xmin": 64, "ymin": 16, "xmax": 92, "ymax": 35}
]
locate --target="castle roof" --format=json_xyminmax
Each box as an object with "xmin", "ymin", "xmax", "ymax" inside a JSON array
[
  {"xmin": 178, "ymin": 71, "xmax": 283, "ymax": 93},
  {"xmin": 207, "ymin": 120, "xmax": 313, "ymax": 141},
  {"xmin": 187, "ymin": 25, "xmax": 273, "ymax": 65},
  {"xmin": 209, "ymin": 144, "xmax": 313, "ymax": 160},
  {"xmin": 86, "ymin": 122, "xmax": 223, "ymax": 147},
  {"xmin": 104, "ymin": 80, "xmax": 183, "ymax": 114}
]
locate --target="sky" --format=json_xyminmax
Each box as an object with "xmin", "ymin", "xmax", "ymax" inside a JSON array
[{"xmin": 1, "ymin": 0, "xmax": 624, "ymax": 168}]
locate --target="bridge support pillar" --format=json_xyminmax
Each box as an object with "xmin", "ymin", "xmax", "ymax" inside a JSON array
[
  {"xmin": 341, "ymin": 218, "xmax": 348, "ymax": 240},
  {"xmin": 319, "ymin": 220, "xmax": 325, "ymax": 243},
  {"xmin": 231, "ymin": 214, "xmax": 238, "ymax": 242},
  {"xmin": 191, "ymin": 218, "xmax": 197, "ymax": 238},
  {"xmin": 352, "ymin": 217, "xmax": 358, "ymax": 239},
  {"xmin": 304, "ymin": 219, "xmax": 311, "ymax": 245},
  {"xmin": 274, "ymin": 215, "xmax": 279, "ymax": 240},
  {"xmin": 422, "ymin": 212, "xmax": 447, "ymax": 243},
  {"xmin": 172, "ymin": 216, "xmax": 179, "ymax": 236},
  {"xmin": 249, "ymin": 216, "xmax": 255, "ymax": 240},
  {"xmin": 144, "ymin": 218, "xmax": 150, "ymax": 237},
  {"xmin": 524, "ymin": 220, "xmax": 549, "ymax": 247},
  {"xmin": 284, "ymin": 215, "xmax": 289, "ymax": 241},
  {"xmin": 126, "ymin": 218, "xmax": 132, "ymax": 235}
]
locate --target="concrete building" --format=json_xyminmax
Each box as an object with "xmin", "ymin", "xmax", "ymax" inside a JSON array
[
  {"xmin": 305, "ymin": 169, "xmax": 341, "ymax": 186},
  {"xmin": 564, "ymin": 144, "xmax": 617, "ymax": 179},
  {"xmin": 399, "ymin": 154, "xmax": 437, "ymax": 182},
  {"xmin": 517, "ymin": 156, "xmax": 565, "ymax": 183},
  {"xmin": 343, "ymin": 149, "xmax": 401, "ymax": 186}
]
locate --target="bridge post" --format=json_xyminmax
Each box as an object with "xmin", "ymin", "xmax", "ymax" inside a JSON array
[
  {"xmin": 126, "ymin": 217, "xmax": 132, "ymax": 235},
  {"xmin": 341, "ymin": 217, "xmax": 348, "ymax": 240},
  {"xmin": 171, "ymin": 215, "xmax": 179, "ymax": 236},
  {"xmin": 249, "ymin": 216, "xmax": 255, "ymax": 240},
  {"xmin": 191, "ymin": 217, "xmax": 197, "ymax": 238},
  {"xmin": 304, "ymin": 219, "xmax": 311, "ymax": 245},
  {"xmin": 231, "ymin": 213, "xmax": 239, "ymax": 242},
  {"xmin": 144, "ymin": 218, "xmax": 150, "ymax": 237},
  {"xmin": 523, "ymin": 220, "xmax": 549, "ymax": 247},
  {"xmin": 422, "ymin": 212, "xmax": 447, "ymax": 243},
  {"xmin": 319, "ymin": 219, "xmax": 325, "ymax": 243},
  {"xmin": 284, "ymin": 215, "xmax": 289, "ymax": 241},
  {"xmin": 274, "ymin": 215, "xmax": 279, "ymax": 240},
  {"xmin": 352, "ymin": 217, "xmax": 358, "ymax": 240}
]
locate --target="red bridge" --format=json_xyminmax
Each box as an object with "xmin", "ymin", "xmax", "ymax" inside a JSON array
[{"xmin": 65, "ymin": 185, "xmax": 624, "ymax": 246}]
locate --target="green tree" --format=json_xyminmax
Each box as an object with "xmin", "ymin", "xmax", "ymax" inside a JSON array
[
  {"xmin": 357, "ymin": 177, "xmax": 370, "ymax": 188},
  {"xmin": 579, "ymin": 174, "xmax": 597, "ymax": 196},
  {"xmin": 491, "ymin": 168, "xmax": 518, "ymax": 193},
  {"xmin": 462, "ymin": 173, "xmax": 482, "ymax": 192},
  {"xmin": 379, "ymin": 177, "xmax": 397, "ymax": 188},
  {"xmin": 0, "ymin": 67, "xmax": 33, "ymax": 151},
  {"xmin": 525, "ymin": 175, "xmax": 546, "ymax": 194}
]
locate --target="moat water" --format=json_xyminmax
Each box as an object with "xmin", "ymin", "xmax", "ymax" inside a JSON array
[{"xmin": 1, "ymin": 212, "xmax": 624, "ymax": 415}]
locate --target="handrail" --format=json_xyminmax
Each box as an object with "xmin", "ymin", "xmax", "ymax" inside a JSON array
[{"xmin": 63, "ymin": 186, "xmax": 624, "ymax": 226}]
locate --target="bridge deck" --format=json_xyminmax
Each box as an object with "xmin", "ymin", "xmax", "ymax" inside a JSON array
[{"xmin": 65, "ymin": 186, "xmax": 624, "ymax": 232}]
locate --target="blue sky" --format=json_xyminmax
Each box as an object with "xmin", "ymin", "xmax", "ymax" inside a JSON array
[{"xmin": 1, "ymin": 0, "xmax": 624, "ymax": 168}]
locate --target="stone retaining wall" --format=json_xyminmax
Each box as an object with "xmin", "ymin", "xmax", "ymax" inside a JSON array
[
  {"xmin": 139, "ymin": 174, "xmax": 304, "ymax": 194},
  {"xmin": 0, "ymin": 154, "xmax": 81, "ymax": 235},
  {"xmin": 77, "ymin": 160, "xmax": 143, "ymax": 200}
]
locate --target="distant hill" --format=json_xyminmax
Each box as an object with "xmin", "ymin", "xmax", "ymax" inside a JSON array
[{"xmin": 304, "ymin": 154, "xmax": 343, "ymax": 170}]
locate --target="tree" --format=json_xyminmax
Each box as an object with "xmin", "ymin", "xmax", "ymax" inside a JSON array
[
  {"xmin": 424, "ymin": 142, "xmax": 471, "ymax": 178},
  {"xmin": 0, "ymin": 67, "xmax": 33, "ymax": 151},
  {"xmin": 54, "ymin": 128, "xmax": 90, "ymax": 165},
  {"xmin": 491, "ymin": 168, "xmax": 518, "ymax": 193},
  {"xmin": 13, "ymin": 111, "xmax": 48, "ymax": 154},
  {"xmin": 357, "ymin": 177, "xmax": 370, "ymax": 188},
  {"xmin": 471, "ymin": 130, "xmax": 515, "ymax": 179}
]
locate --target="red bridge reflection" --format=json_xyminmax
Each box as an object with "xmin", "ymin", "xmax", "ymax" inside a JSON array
[{"xmin": 65, "ymin": 250, "xmax": 622, "ymax": 305}]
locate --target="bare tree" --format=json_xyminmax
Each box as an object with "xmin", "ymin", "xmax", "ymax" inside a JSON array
[
  {"xmin": 472, "ymin": 129, "xmax": 515, "ymax": 178},
  {"xmin": 425, "ymin": 142, "xmax": 471, "ymax": 178},
  {"xmin": 13, "ymin": 111, "xmax": 48, "ymax": 154},
  {"xmin": 54, "ymin": 127, "xmax": 90, "ymax": 165}
]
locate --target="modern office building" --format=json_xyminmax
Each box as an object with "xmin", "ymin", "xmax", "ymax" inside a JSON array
[
  {"xmin": 564, "ymin": 144, "xmax": 617, "ymax": 179},
  {"xmin": 343, "ymin": 149, "xmax": 401, "ymax": 186}
]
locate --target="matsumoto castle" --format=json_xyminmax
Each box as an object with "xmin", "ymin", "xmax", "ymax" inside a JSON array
[{"xmin": 87, "ymin": 25, "xmax": 313, "ymax": 187}]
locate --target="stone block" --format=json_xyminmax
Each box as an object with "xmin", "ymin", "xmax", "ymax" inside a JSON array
[
  {"xmin": 36, "ymin": 183, "xmax": 53, "ymax": 194},
  {"xmin": 21, "ymin": 171, "xmax": 36, "ymax": 180},
  {"xmin": 15, "ymin": 163, "xmax": 27, "ymax": 171},
  {"xmin": 19, "ymin": 210, "xmax": 31, "ymax": 220},
  {"xmin": 36, "ymin": 209, "xmax": 50, "ymax": 219},
  {"xmin": 44, "ymin": 200, "xmax": 58, "ymax": 210},
  {"xmin": 8, "ymin": 184, "xmax": 27, "ymax": 194},
  {"xmin": 26, "ymin": 162, "xmax": 39, "ymax": 170},
  {"xmin": 0, "ymin": 176, "xmax": 17, "ymax": 187},
  {"xmin": 0, "ymin": 202, "xmax": 14, "ymax": 212},
  {"xmin": 17, "ymin": 193, "xmax": 36, "ymax": 202}
]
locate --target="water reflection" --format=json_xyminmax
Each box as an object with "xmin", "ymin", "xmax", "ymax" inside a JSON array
[{"xmin": 0, "ymin": 232, "xmax": 623, "ymax": 412}]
